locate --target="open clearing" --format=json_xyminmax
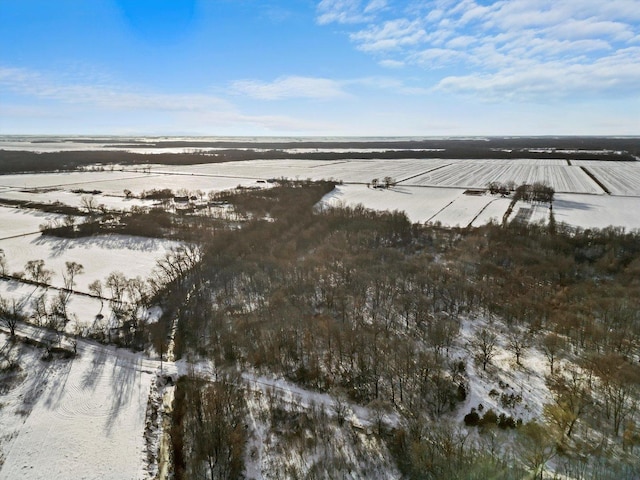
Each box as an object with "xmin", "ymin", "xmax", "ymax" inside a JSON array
[
  {"xmin": 403, "ymin": 163, "xmax": 604, "ymax": 194},
  {"xmin": 319, "ymin": 184, "xmax": 463, "ymax": 224},
  {"xmin": 0, "ymin": 189, "xmax": 155, "ymax": 212},
  {"xmin": 0, "ymin": 206, "xmax": 71, "ymax": 239},
  {"xmin": 319, "ymin": 184, "xmax": 640, "ymax": 230},
  {"xmin": 0, "ymin": 329, "xmax": 155, "ymax": 480},
  {"xmin": 0, "ymin": 279, "xmax": 122, "ymax": 333},
  {"xmin": 552, "ymin": 193, "xmax": 640, "ymax": 230},
  {"xmin": 0, "ymin": 233, "xmax": 182, "ymax": 294},
  {"xmin": 582, "ymin": 163, "xmax": 640, "ymax": 196}
]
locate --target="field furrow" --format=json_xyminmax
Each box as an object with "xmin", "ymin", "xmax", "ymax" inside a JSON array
[
  {"xmin": 404, "ymin": 163, "xmax": 604, "ymax": 193},
  {"xmin": 586, "ymin": 164, "xmax": 640, "ymax": 196}
]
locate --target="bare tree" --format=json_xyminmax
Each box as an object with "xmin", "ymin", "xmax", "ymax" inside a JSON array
[
  {"xmin": 81, "ymin": 195, "xmax": 98, "ymax": 214},
  {"xmin": 24, "ymin": 259, "xmax": 53, "ymax": 285},
  {"xmin": 517, "ymin": 421, "xmax": 556, "ymax": 480},
  {"xmin": 184, "ymin": 375, "xmax": 247, "ymax": 480},
  {"xmin": 472, "ymin": 329, "xmax": 498, "ymax": 371},
  {"xmin": 88, "ymin": 279, "xmax": 104, "ymax": 314},
  {"xmin": 31, "ymin": 293, "xmax": 49, "ymax": 326},
  {"xmin": 105, "ymin": 271, "xmax": 128, "ymax": 321},
  {"xmin": 151, "ymin": 245, "xmax": 201, "ymax": 295},
  {"xmin": 49, "ymin": 290, "xmax": 70, "ymax": 332},
  {"xmin": 507, "ymin": 328, "xmax": 530, "ymax": 366},
  {"xmin": 0, "ymin": 249, "xmax": 7, "ymax": 276},
  {"xmin": 63, "ymin": 261, "xmax": 84, "ymax": 292},
  {"xmin": 63, "ymin": 215, "xmax": 76, "ymax": 228},
  {"xmin": 0, "ymin": 296, "xmax": 24, "ymax": 336},
  {"xmin": 544, "ymin": 369, "xmax": 591, "ymax": 440},
  {"xmin": 588, "ymin": 354, "xmax": 640, "ymax": 436},
  {"xmin": 331, "ymin": 393, "xmax": 349, "ymax": 426},
  {"xmin": 541, "ymin": 333, "xmax": 564, "ymax": 375}
]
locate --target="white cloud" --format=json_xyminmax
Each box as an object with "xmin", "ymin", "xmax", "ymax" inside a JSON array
[
  {"xmin": 230, "ymin": 76, "xmax": 348, "ymax": 100},
  {"xmin": 410, "ymin": 48, "xmax": 470, "ymax": 68},
  {"xmin": 0, "ymin": 66, "xmax": 231, "ymax": 111},
  {"xmin": 231, "ymin": 74, "xmax": 430, "ymax": 99},
  {"xmin": 317, "ymin": 0, "xmax": 371, "ymax": 25},
  {"xmin": 379, "ymin": 59, "xmax": 405, "ymax": 68},
  {"xmin": 545, "ymin": 18, "xmax": 634, "ymax": 42},
  {"xmin": 350, "ymin": 18, "xmax": 426, "ymax": 51},
  {"xmin": 436, "ymin": 47, "xmax": 640, "ymax": 99},
  {"xmin": 317, "ymin": 0, "xmax": 640, "ymax": 99},
  {"xmin": 445, "ymin": 35, "xmax": 476, "ymax": 49},
  {"xmin": 0, "ymin": 66, "xmax": 339, "ymax": 134},
  {"xmin": 364, "ymin": 0, "xmax": 387, "ymax": 14}
]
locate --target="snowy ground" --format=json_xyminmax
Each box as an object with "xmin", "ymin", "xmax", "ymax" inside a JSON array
[
  {"xmin": 582, "ymin": 163, "xmax": 640, "ymax": 196},
  {"xmin": 0, "ymin": 232, "xmax": 183, "ymax": 333},
  {"xmin": 0, "ymin": 233, "xmax": 183, "ymax": 294},
  {"xmin": 0, "ymin": 171, "xmax": 266, "ymax": 208},
  {"xmin": 0, "ymin": 327, "xmax": 157, "ymax": 480},
  {"xmin": 403, "ymin": 163, "xmax": 604, "ymax": 194},
  {"xmin": 319, "ymin": 184, "xmax": 640, "ymax": 230},
  {"xmin": 319, "ymin": 184, "xmax": 463, "ymax": 224},
  {"xmin": 455, "ymin": 316, "xmax": 554, "ymax": 426},
  {"xmin": 0, "ymin": 279, "xmax": 124, "ymax": 334},
  {"xmin": 135, "ymin": 158, "xmax": 613, "ymax": 192},
  {"xmin": 553, "ymin": 194, "xmax": 640, "ymax": 230},
  {"xmin": 0, "ymin": 189, "xmax": 155, "ymax": 212},
  {"xmin": 0, "ymin": 206, "xmax": 73, "ymax": 239},
  {"xmin": 0, "ymin": 170, "xmax": 151, "ymax": 190},
  {"xmin": 2, "ymin": 159, "xmax": 640, "ymax": 231}
]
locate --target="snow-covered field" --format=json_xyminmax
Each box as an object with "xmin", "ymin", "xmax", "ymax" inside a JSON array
[
  {"xmin": 0, "ymin": 233, "xmax": 182, "ymax": 295},
  {"xmin": 0, "ymin": 170, "xmax": 151, "ymax": 190},
  {"xmin": 3, "ymin": 159, "xmax": 637, "ymax": 233},
  {"xmin": 0, "ymin": 189, "xmax": 155, "ymax": 212},
  {"xmin": 0, "ymin": 329, "xmax": 156, "ymax": 480},
  {"xmin": 0, "ymin": 170, "xmax": 267, "ymax": 203},
  {"xmin": 584, "ymin": 163, "xmax": 640, "ymax": 196},
  {"xmin": 429, "ymin": 193, "xmax": 505, "ymax": 227},
  {"xmin": 0, "ymin": 206, "xmax": 72, "ymax": 239},
  {"xmin": 0, "ymin": 230, "xmax": 181, "ymax": 335},
  {"xmin": 1, "ymin": 159, "xmax": 639, "ymax": 255},
  {"xmin": 403, "ymin": 163, "xmax": 604, "ymax": 194},
  {"xmin": 0, "ymin": 279, "xmax": 120, "ymax": 334},
  {"xmin": 319, "ymin": 184, "xmax": 640, "ymax": 230},
  {"xmin": 553, "ymin": 194, "xmax": 640, "ymax": 230},
  {"xmin": 320, "ymin": 184, "xmax": 463, "ymax": 224},
  {"xmin": 470, "ymin": 197, "xmax": 513, "ymax": 227}
]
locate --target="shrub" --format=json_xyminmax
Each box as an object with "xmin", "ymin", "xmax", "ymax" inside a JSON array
[
  {"xmin": 500, "ymin": 392, "xmax": 522, "ymax": 409},
  {"xmin": 498, "ymin": 413, "xmax": 517, "ymax": 429},
  {"xmin": 464, "ymin": 409, "xmax": 480, "ymax": 426},
  {"xmin": 457, "ymin": 383, "xmax": 467, "ymax": 401},
  {"xmin": 479, "ymin": 409, "xmax": 498, "ymax": 427}
]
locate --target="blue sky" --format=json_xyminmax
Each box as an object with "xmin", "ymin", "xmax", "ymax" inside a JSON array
[{"xmin": 1, "ymin": 0, "xmax": 638, "ymax": 136}]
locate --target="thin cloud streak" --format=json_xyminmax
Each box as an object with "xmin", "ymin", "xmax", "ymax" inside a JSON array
[
  {"xmin": 0, "ymin": 66, "xmax": 230, "ymax": 111},
  {"xmin": 0, "ymin": 66, "xmax": 334, "ymax": 134},
  {"xmin": 230, "ymin": 76, "xmax": 349, "ymax": 100}
]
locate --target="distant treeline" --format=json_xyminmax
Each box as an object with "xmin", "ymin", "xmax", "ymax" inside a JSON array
[
  {"xmin": 27, "ymin": 136, "xmax": 640, "ymax": 152},
  {"xmin": 1, "ymin": 137, "xmax": 638, "ymax": 174}
]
